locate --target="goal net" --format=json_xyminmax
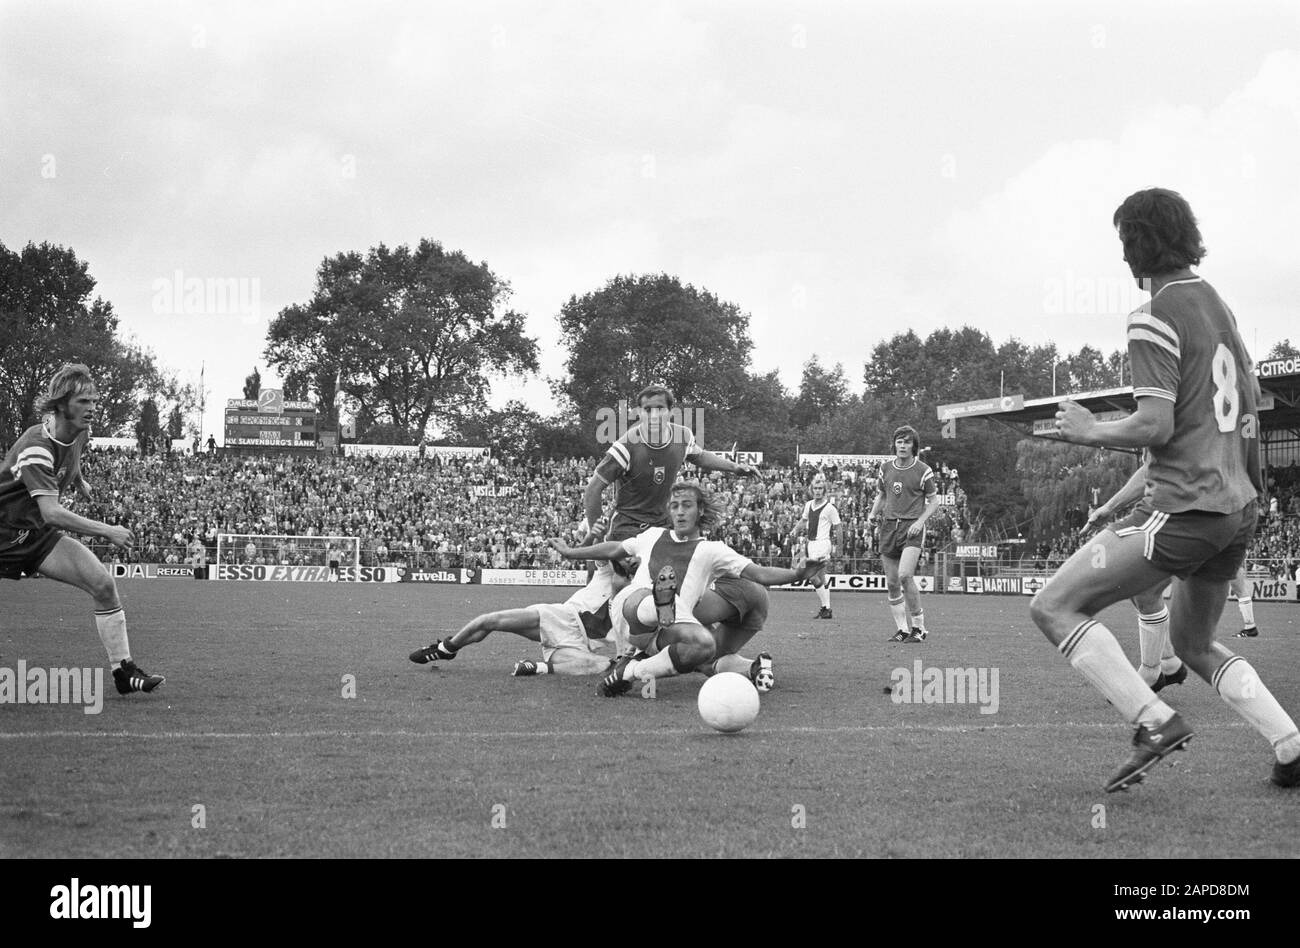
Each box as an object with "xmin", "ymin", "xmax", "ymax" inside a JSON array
[{"xmin": 215, "ymin": 534, "xmax": 360, "ymax": 569}]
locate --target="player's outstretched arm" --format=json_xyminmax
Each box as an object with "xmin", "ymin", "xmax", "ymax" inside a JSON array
[
  {"xmin": 35, "ymin": 495, "xmax": 132, "ymax": 548},
  {"xmin": 1054, "ymin": 397, "xmax": 1174, "ymax": 449},
  {"xmin": 1087, "ymin": 462, "xmax": 1149, "ymax": 529},
  {"xmin": 692, "ymin": 450, "xmax": 758, "ymax": 476},
  {"xmin": 549, "ymin": 538, "xmax": 629, "ymax": 562},
  {"xmin": 582, "ymin": 474, "xmax": 611, "ymax": 543},
  {"xmin": 741, "ymin": 557, "xmax": 822, "ymax": 587}
]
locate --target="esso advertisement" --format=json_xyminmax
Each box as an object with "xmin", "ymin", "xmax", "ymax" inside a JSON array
[{"xmin": 216, "ymin": 564, "xmax": 403, "ymax": 583}]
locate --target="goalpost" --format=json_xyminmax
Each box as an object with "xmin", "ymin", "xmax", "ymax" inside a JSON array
[{"xmin": 214, "ymin": 534, "xmax": 361, "ymax": 570}]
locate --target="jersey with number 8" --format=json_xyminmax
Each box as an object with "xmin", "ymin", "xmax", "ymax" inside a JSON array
[{"xmin": 1126, "ymin": 277, "xmax": 1261, "ymax": 514}]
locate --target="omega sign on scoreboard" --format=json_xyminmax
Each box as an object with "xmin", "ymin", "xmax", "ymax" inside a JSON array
[{"xmin": 224, "ymin": 390, "xmax": 318, "ymax": 448}]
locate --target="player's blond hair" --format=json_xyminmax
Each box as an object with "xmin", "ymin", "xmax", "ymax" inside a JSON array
[
  {"xmin": 669, "ymin": 481, "xmax": 722, "ymax": 533},
  {"xmin": 37, "ymin": 363, "xmax": 96, "ymax": 416}
]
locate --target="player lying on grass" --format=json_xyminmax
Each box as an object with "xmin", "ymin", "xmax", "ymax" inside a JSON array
[
  {"xmin": 0, "ymin": 363, "xmax": 164, "ymax": 695},
  {"xmin": 550, "ymin": 481, "xmax": 825, "ymax": 697},
  {"xmin": 1032, "ymin": 187, "xmax": 1299, "ymax": 791},
  {"xmin": 408, "ymin": 560, "xmax": 636, "ymax": 676}
]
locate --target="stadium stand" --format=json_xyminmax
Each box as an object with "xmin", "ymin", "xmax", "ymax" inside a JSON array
[{"xmin": 70, "ymin": 448, "xmax": 1295, "ymax": 576}]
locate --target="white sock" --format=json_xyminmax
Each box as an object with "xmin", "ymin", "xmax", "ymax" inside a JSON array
[
  {"xmin": 889, "ymin": 596, "xmax": 908, "ymax": 631},
  {"xmin": 1060, "ymin": 620, "xmax": 1172, "ymax": 727},
  {"xmin": 1212, "ymin": 657, "xmax": 1300, "ymax": 763},
  {"xmin": 816, "ymin": 585, "xmax": 830, "ymax": 608},
  {"xmin": 628, "ymin": 648, "xmax": 681, "ymax": 681},
  {"xmin": 1137, "ymin": 609, "xmax": 1168, "ymax": 686},
  {"xmin": 1237, "ymin": 596, "xmax": 1256, "ymax": 629},
  {"xmin": 94, "ymin": 607, "xmax": 130, "ymax": 665},
  {"xmin": 911, "ymin": 609, "xmax": 925, "ymax": 632}
]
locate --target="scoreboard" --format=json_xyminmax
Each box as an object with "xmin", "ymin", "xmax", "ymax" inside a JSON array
[{"xmin": 224, "ymin": 389, "xmax": 318, "ymax": 448}]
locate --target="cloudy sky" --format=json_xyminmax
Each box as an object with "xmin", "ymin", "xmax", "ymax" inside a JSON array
[{"xmin": 3, "ymin": 0, "xmax": 1297, "ymax": 442}]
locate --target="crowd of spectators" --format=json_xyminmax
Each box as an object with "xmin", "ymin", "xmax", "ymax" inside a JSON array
[
  {"xmin": 67, "ymin": 447, "xmax": 1300, "ymax": 576},
  {"xmin": 72, "ymin": 449, "xmax": 971, "ymax": 573}
]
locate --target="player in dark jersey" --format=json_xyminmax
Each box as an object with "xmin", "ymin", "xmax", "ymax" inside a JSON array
[
  {"xmin": 582, "ymin": 384, "xmax": 771, "ymax": 681},
  {"xmin": 867, "ymin": 426, "xmax": 940, "ymax": 643},
  {"xmin": 1084, "ymin": 458, "xmax": 1187, "ymax": 692},
  {"xmin": 552, "ymin": 482, "xmax": 824, "ymax": 695},
  {"xmin": 1033, "ymin": 188, "xmax": 1299, "ymax": 790},
  {"xmin": 407, "ymin": 567, "xmax": 633, "ymax": 676},
  {"xmin": 0, "ymin": 364, "xmax": 164, "ymax": 695}
]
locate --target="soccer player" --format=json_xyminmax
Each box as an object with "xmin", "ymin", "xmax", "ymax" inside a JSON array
[
  {"xmin": 408, "ymin": 566, "xmax": 634, "ymax": 676},
  {"xmin": 1228, "ymin": 566, "xmax": 1258, "ymax": 637},
  {"xmin": 1085, "ymin": 461, "xmax": 1187, "ymax": 691},
  {"xmin": 867, "ymin": 426, "xmax": 940, "ymax": 642},
  {"xmin": 790, "ymin": 472, "xmax": 841, "ymax": 618},
  {"xmin": 551, "ymin": 481, "xmax": 823, "ymax": 696},
  {"xmin": 0, "ymin": 364, "xmax": 164, "ymax": 695},
  {"xmin": 1033, "ymin": 187, "xmax": 1299, "ymax": 790},
  {"xmin": 581, "ymin": 383, "xmax": 772, "ymax": 678}
]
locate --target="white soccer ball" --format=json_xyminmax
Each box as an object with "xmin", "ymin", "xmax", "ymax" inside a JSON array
[{"xmin": 697, "ymin": 672, "xmax": 760, "ymax": 733}]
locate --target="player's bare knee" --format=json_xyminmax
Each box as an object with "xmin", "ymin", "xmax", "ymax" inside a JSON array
[
  {"xmin": 88, "ymin": 568, "xmax": 118, "ymax": 605},
  {"xmin": 1028, "ymin": 591, "xmax": 1055, "ymax": 630},
  {"xmin": 887, "ymin": 581, "xmax": 902, "ymax": 597}
]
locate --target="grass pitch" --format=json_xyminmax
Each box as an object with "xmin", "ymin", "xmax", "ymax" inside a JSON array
[{"xmin": 1, "ymin": 579, "xmax": 1297, "ymax": 858}]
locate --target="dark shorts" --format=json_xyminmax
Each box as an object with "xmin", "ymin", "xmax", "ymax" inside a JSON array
[
  {"xmin": 0, "ymin": 525, "xmax": 64, "ymax": 580},
  {"xmin": 606, "ymin": 514, "xmax": 663, "ymax": 543},
  {"xmin": 879, "ymin": 519, "xmax": 922, "ymax": 560},
  {"xmin": 703, "ymin": 575, "xmax": 769, "ymax": 633},
  {"xmin": 1112, "ymin": 501, "xmax": 1256, "ymax": 582}
]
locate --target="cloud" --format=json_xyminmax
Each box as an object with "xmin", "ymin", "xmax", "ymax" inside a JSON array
[{"xmin": 932, "ymin": 49, "xmax": 1300, "ymax": 355}]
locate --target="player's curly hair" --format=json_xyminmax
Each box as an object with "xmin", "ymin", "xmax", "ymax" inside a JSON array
[
  {"xmin": 1112, "ymin": 188, "xmax": 1206, "ymax": 277},
  {"xmin": 669, "ymin": 480, "xmax": 722, "ymax": 533},
  {"xmin": 892, "ymin": 425, "xmax": 920, "ymax": 457},
  {"xmin": 636, "ymin": 383, "xmax": 675, "ymax": 409},
  {"xmin": 37, "ymin": 363, "xmax": 96, "ymax": 416}
]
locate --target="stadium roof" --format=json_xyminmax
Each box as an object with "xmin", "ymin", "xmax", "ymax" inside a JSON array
[{"xmin": 945, "ymin": 366, "xmax": 1300, "ymax": 453}]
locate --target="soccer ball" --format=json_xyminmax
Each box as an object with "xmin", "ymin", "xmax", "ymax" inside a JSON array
[{"xmin": 697, "ymin": 672, "xmax": 760, "ymax": 733}]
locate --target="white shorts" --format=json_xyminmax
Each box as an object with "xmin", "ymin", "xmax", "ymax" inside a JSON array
[
  {"xmin": 535, "ymin": 603, "xmax": 613, "ymax": 662},
  {"xmin": 807, "ymin": 539, "xmax": 832, "ymax": 561}
]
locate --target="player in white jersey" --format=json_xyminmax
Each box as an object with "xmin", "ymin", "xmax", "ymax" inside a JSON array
[
  {"xmin": 790, "ymin": 473, "xmax": 841, "ymax": 618},
  {"xmin": 551, "ymin": 482, "xmax": 824, "ymax": 696},
  {"xmin": 407, "ymin": 568, "xmax": 633, "ymax": 675}
]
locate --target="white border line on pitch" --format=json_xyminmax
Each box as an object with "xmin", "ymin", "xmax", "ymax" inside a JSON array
[{"xmin": 0, "ymin": 722, "xmax": 1251, "ymax": 740}]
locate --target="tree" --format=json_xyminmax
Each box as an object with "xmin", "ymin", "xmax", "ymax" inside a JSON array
[
  {"xmin": 553, "ymin": 273, "xmax": 753, "ymax": 443},
  {"xmin": 1016, "ymin": 438, "xmax": 1138, "ymax": 536},
  {"xmin": 243, "ymin": 367, "xmax": 261, "ymax": 400},
  {"xmin": 0, "ymin": 241, "xmax": 173, "ymax": 445},
  {"xmin": 704, "ymin": 370, "xmax": 797, "ymax": 460},
  {"xmin": 167, "ymin": 405, "xmax": 184, "ymax": 441},
  {"xmin": 1266, "ymin": 339, "xmax": 1299, "ymax": 360},
  {"xmin": 265, "ymin": 239, "xmax": 538, "ymax": 442},
  {"xmin": 791, "ymin": 356, "xmax": 849, "ymax": 430},
  {"xmin": 135, "ymin": 397, "xmax": 161, "ymax": 454}
]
